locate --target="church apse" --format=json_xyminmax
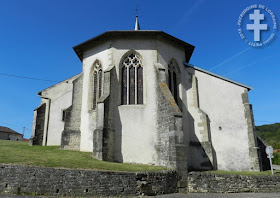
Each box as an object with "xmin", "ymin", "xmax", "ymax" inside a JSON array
[{"xmin": 31, "ymin": 30, "xmax": 262, "ymax": 173}]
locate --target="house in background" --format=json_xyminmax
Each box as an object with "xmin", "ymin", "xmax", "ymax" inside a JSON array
[{"xmin": 0, "ymin": 126, "xmax": 23, "ymax": 141}]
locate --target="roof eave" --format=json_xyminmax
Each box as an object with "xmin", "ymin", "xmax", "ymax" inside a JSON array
[
  {"xmin": 184, "ymin": 62, "xmax": 253, "ymax": 90},
  {"xmin": 73, "ymin": 31, "xmax": 195, "ymax": 62}
]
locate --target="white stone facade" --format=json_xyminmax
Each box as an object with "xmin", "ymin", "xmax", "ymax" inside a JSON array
[{"xmin": 31, "ymin": 31, "xmax": 261, "ymax": 172}]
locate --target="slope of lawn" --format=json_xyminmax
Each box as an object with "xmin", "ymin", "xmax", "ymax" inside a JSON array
[{"xmin": 0, "ymin": 140, "xmax": 166, "ymax": 172}]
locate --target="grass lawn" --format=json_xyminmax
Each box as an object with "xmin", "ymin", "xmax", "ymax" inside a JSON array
[
  {"xmin": 0, "ymin": 140, "xmax": 167, "ymax": 172},
  {"xmin": 206, "ymin": 170, "xmax": 280, "ymax": 176}
]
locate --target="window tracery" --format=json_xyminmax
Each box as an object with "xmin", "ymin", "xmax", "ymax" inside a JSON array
[
  {"xmin": 168, "ymin": 59, "xmax": 180, "ymax": 104},
  {"xmin": 92, "ymin": 60, "xmax": 102, "ymax": 110},
  {"xmin": 121, "ymin": 53, "xmax": 143, "ymax": 105}
]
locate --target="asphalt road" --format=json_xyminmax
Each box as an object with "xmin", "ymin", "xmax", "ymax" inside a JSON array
[
  {"xmin": 1, "ymin": 193, "xmax": 280, "ymax": 198},
  {"xmin": 272, "ymin": 164, "xmax": 280, "ymax": 170},
  {"xmin": 150, "ymin": 193, "xmax": 280, "ymax": 198}
]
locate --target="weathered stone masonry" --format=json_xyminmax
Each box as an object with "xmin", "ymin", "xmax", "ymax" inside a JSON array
[
  {"xmin": 93, "ymin": 65, "xmax": 116, "ymax": 162},
  {"xmin": 30, "ymin": 103, "xmax": 46, "ymax": 146},
  {"xmin": 1, "ymin": 165, "xmax": 280, "ymax": 196},
  {"xmin": 0, "ymin": 164, "xmax": 177, "ymax": 197},
  {"xmin": 155, "ymin": 63, "xmax": 188, "ymax": 177},
  {"xmin": 188, "ymin": 172, "xmax": 280, "ymax": 193},
  {"xmin": 61, "ymin": 74, "xmax": 83, "ymax": 150},
  {"xmin": 242, "ymin": 89, "xmax": 261, "ymax": 171}
]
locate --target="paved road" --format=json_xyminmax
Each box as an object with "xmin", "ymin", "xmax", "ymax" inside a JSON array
[
  {"xmin": 149, "ymin": 193, "xmax": 280, "ymax": 198},
  {"xmin": 1, "ymin": 193, "xmax": 280, "ymax": 198},
  {"xmin": 272, "ymin": 164, "xmax": 280, "ymax": 170}
]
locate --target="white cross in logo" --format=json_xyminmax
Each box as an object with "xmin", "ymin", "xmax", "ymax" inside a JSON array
[{"xmin": 247, "ymin": 9, "xmax": 268, "ymax": 42}]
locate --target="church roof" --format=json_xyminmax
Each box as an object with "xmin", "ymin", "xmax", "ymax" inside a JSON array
[
  {"xmin": 73, "ymin": 31, "xmax": 195, "ymax": 62},
  {"xmin": 184, "ymin": 62, "xmax": 253, "ymax": 90}
]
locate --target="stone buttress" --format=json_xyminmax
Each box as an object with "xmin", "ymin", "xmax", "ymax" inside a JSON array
[
  {"xmin": 93, "ymin": 65, "xmax": 116, "ymax": 162},
  {"xmin": 29, "ymin": 103, "xmax": 46, "ymax": 146},
  {"xmin": 242, "ymin": 90, "xmax": 261, "ymax": 171},
  {"xmin": 154, "ymin": 63, "xmax": 188, "ymax": 176},
  {"xmin": 187, "ymin": 75, "xmax": 215, "ymax": 170},
  {"xmin": 61, "ymin": 75, "xmax": 83, "ymax": 150}
]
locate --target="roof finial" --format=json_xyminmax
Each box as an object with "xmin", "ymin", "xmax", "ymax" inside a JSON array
[{"xmin": 135, "ymin": 15, "xmax": 140, "ymax": 30}]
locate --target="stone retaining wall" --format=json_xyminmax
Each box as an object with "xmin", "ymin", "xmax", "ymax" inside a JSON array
[
  {"xmin": 2, "ymin": 165, "xmax": 280, "ymax": 196},
  {"xmin": 188, "ymin": 172, "xmax": 280, "ymax": 193},
  {"xmin": 0, "ymin": 164, "xmax": 177, "ymax": 197}
]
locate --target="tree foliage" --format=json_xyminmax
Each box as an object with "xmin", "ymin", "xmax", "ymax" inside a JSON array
[
  {"xmin": 256, "ymin": 123, "xmax": 280, "ymax": 149},
  {"xmin": 256, "ymin": 123, "xmax": 280, "ymax": 165}
]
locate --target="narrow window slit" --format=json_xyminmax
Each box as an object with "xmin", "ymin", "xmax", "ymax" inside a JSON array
[
  {"xmin": 93, "ymin": 71, "xmax": 98, "ymax": 110},
  {"xmin": 129, "ymin": 67, "xmax": 135, "ymax": 104}
]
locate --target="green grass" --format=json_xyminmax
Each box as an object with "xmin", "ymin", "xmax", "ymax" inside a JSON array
[
  {"xmin": 206, "ymin": 170, "xmax": 280, "ymax": 176},
  {"xmin": 0, "ymin": 140, "xmax": 167, "ymax": 172}
]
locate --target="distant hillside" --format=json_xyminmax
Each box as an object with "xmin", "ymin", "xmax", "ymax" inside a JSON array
[{"xmin": 256, "ymin": 123, "xmax": 280, "ymax": 149}]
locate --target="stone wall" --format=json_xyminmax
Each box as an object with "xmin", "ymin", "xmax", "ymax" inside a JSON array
[
  {"xmin": 0, "ymin": 164, "xmax": 177, "ymax": 197},
  {"xmin": 188, "ymin": 172, "xmax": 280, "ymax": 193}
]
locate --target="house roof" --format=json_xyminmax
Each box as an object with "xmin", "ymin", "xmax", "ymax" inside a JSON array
[
  {"xmin": 184, "ymin": 62, "xmax": 253, "ymax": 90},
  {"xmin": 73, "ymin": 30, "xmax": 195, "ymax": 62},
  {"xmin": 0, "ymin": 126, "xmax": 22, "ymax": 136}
]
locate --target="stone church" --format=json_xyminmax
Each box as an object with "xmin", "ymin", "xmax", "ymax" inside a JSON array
[{"xmin": 30, "ymin": 18, "xmax": 262, "ymax": 173}]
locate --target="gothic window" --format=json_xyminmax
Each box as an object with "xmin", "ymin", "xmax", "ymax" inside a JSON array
[
  {"xmin": 168, "ymin": 59, "xmax": 180, "ymax": 104},
  {"xmin": 92, "ymin": 60, "xmax": 103, "ymax": 110},
  {"xmin": 121, "ymin": 52, "xmax": 143, "ymax": 105}
]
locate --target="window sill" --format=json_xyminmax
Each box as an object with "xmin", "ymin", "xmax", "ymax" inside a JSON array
[{"xmin": 119, "ymin": 104, "xmax": 146, "ymax": 107}]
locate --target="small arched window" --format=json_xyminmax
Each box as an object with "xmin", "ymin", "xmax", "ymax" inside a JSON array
[
  {"xmin": 168, "ymin": 59, "xmax": 180, "ymax": 104},
  {"xmin": 121, "ymin": 52, "xmax": 143, "ymax": 105},
  {"xmin": 92, "ymin": 60, "xmax": 103, "ymax": 110}
]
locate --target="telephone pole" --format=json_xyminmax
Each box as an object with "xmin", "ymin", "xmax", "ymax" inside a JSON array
[{"xmin": 22, "ymin": 126, "xmax": 25, "ymax": 137}]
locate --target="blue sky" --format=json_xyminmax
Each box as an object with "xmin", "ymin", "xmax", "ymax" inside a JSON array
[{"xmin": 0, "ymin": 0, "xmax": 279, "ymax": 138}]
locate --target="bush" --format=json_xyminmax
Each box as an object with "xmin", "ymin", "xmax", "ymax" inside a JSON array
[{"xmin": 272, "ymin": 152, "xmax": 280, "ymax": 165}]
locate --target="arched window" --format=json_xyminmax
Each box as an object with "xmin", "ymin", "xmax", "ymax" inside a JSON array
[
  {"xmin": 168, "ymin": 59, "xmax": 180, "ymax": 104},
  {"xmin": 121, "ymin": 52, "xmax": 143, "ymax": 105},
  {"xmin": 92, "ymin": 60, "xmax": 103, "ymax": 110}
]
